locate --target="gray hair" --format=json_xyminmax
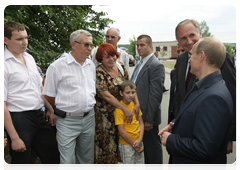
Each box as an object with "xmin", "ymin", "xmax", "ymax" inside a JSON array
[
  {"xmin": 70, "ymin": 29, "xmax": 92, "ymax": 44},
  {"xmin": 175, "ymin": 19, "xmax": 200, "ymax": 39}
]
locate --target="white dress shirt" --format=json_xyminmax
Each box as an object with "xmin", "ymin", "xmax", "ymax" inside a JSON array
[
  {"xmin": 4, "ymin": 47, "xmax": 44, "ymax": 112},
  {"xmin": 132, "ymin": 53, "xmax": 153, "ymax": 83},
  {"xmin": 43, "ymin": 52, "xmax": 96, "ymax": 114},
  {"xmin": 92, "ymin": 47, "xmax": 130, "ymax": 75}
]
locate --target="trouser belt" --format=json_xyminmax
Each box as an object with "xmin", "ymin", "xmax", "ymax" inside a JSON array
[{"xmin": 66, "ymin": 111, "xmax": 90, "ymax": 117}]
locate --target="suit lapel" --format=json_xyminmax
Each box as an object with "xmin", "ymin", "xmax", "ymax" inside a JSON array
[
  {"xmin": 135, "ymin": 55, "xmax": 154, "ymax": 85},
  {"xmin": 177, "ymin": 86, "xmax": 204, "ymax": 119},
  {"xmin": 178, "ymin": 52, "xmax": 189, "ymax": 95}
]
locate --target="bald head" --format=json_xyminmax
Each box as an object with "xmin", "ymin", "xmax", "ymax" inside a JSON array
[{"xmin": 106, "ymin": 27, "xmax": 121, "ymax": 47}]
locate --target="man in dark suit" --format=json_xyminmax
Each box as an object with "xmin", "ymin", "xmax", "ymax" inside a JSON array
[
  {"xmin": 168, "ymin": 44, "xmax": 184, "ymax": 123},
  {"xmin": 159, "ymin": 37, "xmax": 233, "ymax": 164},
  {"xmin": 131, "ymin": 35, "xmax": 165, "ymax": 164},
  {"xmin": 168, "ymin": 19, "xmax": 236, "ymax": 155}
]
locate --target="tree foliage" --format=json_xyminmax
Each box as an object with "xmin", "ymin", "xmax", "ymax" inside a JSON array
[
  {"xmin": 4, "ymin": 5, "xmax": 114, "ymax": 72},
  {"xmin": 224, "ymin": 43, "xmax": 235, "ymax": 57},
  {"xmin": 127, "ymin": 35, "xmax": 137, "ymax": 57},
  {"xmin": 159, "ymin": 51, "xmax": 167, "ymax": 58},
  {"xmin": 194, "ymin": 20, "xmax": 213, "ymax": 38}
]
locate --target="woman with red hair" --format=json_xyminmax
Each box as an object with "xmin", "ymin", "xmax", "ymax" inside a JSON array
[{"xmin": 94, "ymin": 43, "xmax": 140, "ymax": 164}]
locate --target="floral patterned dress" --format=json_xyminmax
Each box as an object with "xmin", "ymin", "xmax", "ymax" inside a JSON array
[{"xmin": 94, "ymin": 62, "xmax": 129, "ymax": 164}]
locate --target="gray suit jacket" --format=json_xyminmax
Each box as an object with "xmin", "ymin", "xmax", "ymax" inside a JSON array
[{"xmin": 131, "ymin": 54, "xmax": 165, "ymax": 126}]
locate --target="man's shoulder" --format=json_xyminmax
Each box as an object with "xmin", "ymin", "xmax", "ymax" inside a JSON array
[
  {"xmin": 176, "ymin": 51, "xmax": 188, "ymax": 61},
  {"xmin": 149, "ymin": 54, "xmax": 164, "ymax": 67}
]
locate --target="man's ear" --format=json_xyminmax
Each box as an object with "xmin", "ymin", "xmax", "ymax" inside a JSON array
[
  {"xmin": 199, "ymin": 51, "xmax": 206, "ymax": 63},
  {"xmin": 4, "ymin": 37, "xmax": 9, "ymax": 45},
  {"xmin": 199, "ymin": 29, "xmax": 202, "ymax": 38},
  {"xmin": 117, "ymin": 36, "xmax": 121, "ymax": 43}
]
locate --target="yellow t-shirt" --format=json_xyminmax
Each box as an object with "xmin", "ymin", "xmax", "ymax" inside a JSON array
[{"xmin": 114, "ymin": 100, "xmax": 143, "ymax": 145}]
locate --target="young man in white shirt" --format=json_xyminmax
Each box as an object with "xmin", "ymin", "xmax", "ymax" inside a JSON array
[
  {"xmin": 4, "ymin": 21, "xmax": 59, "ymax": 164},
  {"xmin": 43, "ymin": 29, "xmax": 96, "ymax": 164}
]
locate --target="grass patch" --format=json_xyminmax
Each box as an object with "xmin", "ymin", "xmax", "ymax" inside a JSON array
[{"xmin": 162, "ymin": 61, "xmax": 176, "ymax": 70}]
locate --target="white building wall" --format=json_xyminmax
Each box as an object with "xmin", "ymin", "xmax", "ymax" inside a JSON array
[{"xmin": 135, "ymin": 40, "xmax": 178, "ymax": 59}]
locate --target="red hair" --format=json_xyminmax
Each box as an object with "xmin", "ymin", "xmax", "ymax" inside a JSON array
[{"xmin": 95, "ymin": 43, "xmax": 120, "ymax": 63}]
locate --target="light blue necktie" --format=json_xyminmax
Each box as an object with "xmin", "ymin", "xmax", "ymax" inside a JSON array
[{"xmin": 131, "ymin": 60, "xmax": 143, "ymax": 82}]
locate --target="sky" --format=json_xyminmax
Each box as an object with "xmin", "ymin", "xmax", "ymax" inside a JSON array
[{"xmin": 92, "ymin": 2, "xmax": 237, "ymax": 44}]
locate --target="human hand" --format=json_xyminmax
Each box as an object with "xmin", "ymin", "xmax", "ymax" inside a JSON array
[
  {"xmin": 136, "ymin": 146, "xmax": 144, "ymax": 155},
  {"xmin": 144, "ymin": 122, "xmax": 153, "ymax": 132},
  {"xmin": 45, "ymin": 110, "xmax": 51, "ymax": 125},
  {"xmin": 133, "ymin": 140, "xmax": 141, "ymax": 149},
  {"xmin": 49, "ymin": 111, "xmax": 57, "ymax": 126},
  {"xmin": 158, "ymin": 122, "xmax": 174, "ymax": 136},
  {"xmin": 133, "ymin": 104, "xmax": 140, "ymax": 121},
  {"xmin": 124, "ymin": 108, "xmax": 134, "ymax": 124},
  {"xmin": 4, "ymin": 138, "xmax": 7, "ymax": 148},
  {"xmin": 11, "ymin": 137, "xmax": 26, "ymax": 152},
  {"xmin": 226, "ymin": 141, "xmax": 233, "ymax": 154},
  {"xmin": 161, "ymin": 131, "xmax": 171, "ymax": 146}
]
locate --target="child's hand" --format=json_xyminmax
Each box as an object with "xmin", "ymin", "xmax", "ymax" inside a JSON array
[
  {"xmin": 133, "ymin": 140, "xmax": 141, "ymax": 148},
  {"xmin": 135, "ymin": 146, "xmax": 144, "ymax": 155}
]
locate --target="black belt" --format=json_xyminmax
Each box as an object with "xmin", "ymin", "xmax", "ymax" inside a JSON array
[{"xmin": 25, "ymin": 109, "xmax": 42, "ymax": 113}]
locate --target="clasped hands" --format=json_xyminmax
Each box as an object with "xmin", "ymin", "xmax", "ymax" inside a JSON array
[{"xmin": 132, "ymin": 140, "xmax": 144, "ymax": 155}]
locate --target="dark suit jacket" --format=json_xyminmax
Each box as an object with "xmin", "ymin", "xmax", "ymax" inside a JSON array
[
  {"xmin": 131, "ymin": 54, "xmax": 165, "ymax": 126},
  {"xmin": 170, "ymin": 51, "xmax": 236, "ymax": 141},
  {"xmin": 167, "ymin": 74, "xmax": 233, "ymax": 164},
  {"xmin": 168, "ymin": 68, "xmax": 176, "ymax": 123}
]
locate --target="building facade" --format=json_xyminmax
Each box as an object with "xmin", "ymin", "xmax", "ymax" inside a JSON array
[{"xmin": 136, "ymin": 40, "xmax": 178, "ymax": 59}]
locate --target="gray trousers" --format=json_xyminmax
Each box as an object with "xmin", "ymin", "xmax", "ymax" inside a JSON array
[{"xmin": 56, "ymin": 108, "xmax": 95, "ymax": 164}]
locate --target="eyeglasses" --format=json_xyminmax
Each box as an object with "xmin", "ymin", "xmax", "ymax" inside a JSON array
[
  {"xmin": 105, "ymin": 35, "xmax": 118, "ymax": 39},
  {"xmin": 74, "ymin": 41, "xmax": 94, "ymax": 48}
]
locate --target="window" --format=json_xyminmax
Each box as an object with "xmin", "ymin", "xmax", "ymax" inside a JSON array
[
  {"xmin": 163, "ymin": 47, "xmax": 167, "ymax": 51},
  {"xmin": 156, "ymin": 47, "xmax": 160, "ymax": 51}
]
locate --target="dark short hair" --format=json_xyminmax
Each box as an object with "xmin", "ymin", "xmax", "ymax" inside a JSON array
[
  {"xmin": 4, "ymin": 21, "xmax": 26, "ymax": 39},
  {"xmin": 175, "ymin": 19, "xmax": 200, "ymax": 39},
  {"xmin": 95, "ymin": 43, "xmax": 120, "ymax": 63},
  {"xmin": 120, "ymin": 80, "xmax": 136, "ymax": 92},
  {"xmin": 137, "ymin": 34, "xmax": 152, "ymax": 45}
]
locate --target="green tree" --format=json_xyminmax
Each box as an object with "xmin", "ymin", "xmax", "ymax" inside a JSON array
[
  {"xmin": 4, "ymin": 5, "xmax": 114, "ymax": 73},
  {"xmin": 194, "ymin": 20, "xmax": 213, "ymax": 37},
  {"xmin": 159, "ymin": 51, "xmax": 167, "ymax": 58},
  {"xmin": 127, "ymin": 35, "xmax": 137, "ymax": 57},
  {"xmin": 224, "ymin": 43, "xmax": 235, "ymax": 57}
]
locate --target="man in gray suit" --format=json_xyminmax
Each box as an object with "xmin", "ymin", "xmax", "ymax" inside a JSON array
[{"xmin": 131, "ymin": 34, "xmax": 165, "ymax": 164}]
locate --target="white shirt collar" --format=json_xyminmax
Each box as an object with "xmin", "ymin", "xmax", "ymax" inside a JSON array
[
  {"xmin": 142, "ymin": 52, "xmax": 153, "ymax": 63},
  {"xmin": 67, "ymin": 52, "xmax": 91, "ymax": 66}
]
